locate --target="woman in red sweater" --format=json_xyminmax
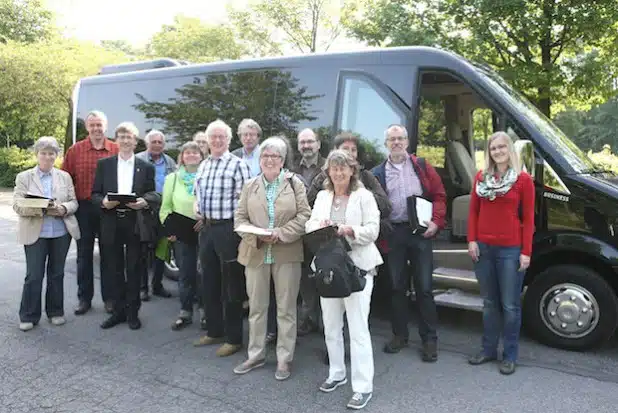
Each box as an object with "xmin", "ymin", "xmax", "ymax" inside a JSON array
[{"xmin": 467, "ymin": 131, "xmax": 535, "ymax": 375}]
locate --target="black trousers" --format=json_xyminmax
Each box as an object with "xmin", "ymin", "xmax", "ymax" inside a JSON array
[
  {"xmin": 388, "ymin": 224, "xmax": 438, "ymax": 343},
  {"xmin": 199, "ymin": 221, "xmax": 244, "ymax": 345},
  {"xmin": 75, "ymin": 200, "xmax": 110, "ymax": 304},
  {"xmin": 102, "ymin": 213, "xmax": 143, "ymax": 317},
  {"xmin": 20, "ymin": 234, "xmax": 72, "ymax": 323}
]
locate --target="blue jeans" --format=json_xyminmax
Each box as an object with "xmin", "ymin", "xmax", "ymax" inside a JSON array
[
  {"xmin": 474, "ymin": 242, "xmax": 524, "ymax": 362},
  {"xmin": 176, "ymin": 240, "xmax": 198, "ymax": 315}
]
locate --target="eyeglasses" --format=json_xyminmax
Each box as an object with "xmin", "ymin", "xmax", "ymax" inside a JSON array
[
  {"xmin": 261, "ymin": 154, "xmax": 282, "ymax": 160},
  {"xmin": 387, "ymin": 136, "xmax": 407, "ymax": 142}
]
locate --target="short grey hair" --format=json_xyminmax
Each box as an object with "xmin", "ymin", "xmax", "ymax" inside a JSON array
[
  {"xmin": 144, "ymin": 129, "xmax": 165, "ymax": 144},
  {"xmin": 86, "ymin": 110, "xmax": 108, "ymax": 130},
  {"xmin": 206, "ymin": 119, "xmax": 232, "ymax": 141},
  {"xmin": 260, "ymin": 136, "xmax": 288, "ymax": 163},
  {"xmin": 114, "ymin": 121, "xmax": 139, "ymax": 138},
  {"xmin": 237, "ymin": 118, "xmax": 262, "ymax": 137},
  {"xmin": 33, "ymin": 136, "xmax": 60, "ymax": 154},
  {"xmin": 384, "ymin": 124, "xmax": 408, "ymax": 141}
]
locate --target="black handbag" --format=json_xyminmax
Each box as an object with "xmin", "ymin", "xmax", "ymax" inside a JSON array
[{"xmin": 311, "ymin": 237, "xmax": 366, "ymax": 298}]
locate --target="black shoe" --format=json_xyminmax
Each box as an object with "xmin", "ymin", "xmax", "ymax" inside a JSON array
[
  {"xmin": 468, "ymin": 352, "xmax": 497, "ymax": 365},
  {"xmin": 297, "ymin": 319, "xmax": 317, "ymax": 337},
  {"xmin": 499, "ymin": 360, "xmax": 516, "ymax": 375},
  {"xmin": 152, "ymin": 286, "xmax": 171, "ymax": 298},
  {"xmin": 100, "ymin": 313, "xmax": 126, "ymax": 329},
  {"xmin": 140, "ymin": 291, "xmax": 150, "ymax": 302},
  {"xmin": 421, "ymin": 341, "xmax": 438, "ymax": 362},
  {"xmin": 383, "ymin": 336, "xmax": 409, "ymax": 353},
  {"xmin": 74, "ymin": 301, "xmax": 91, "ymax": 316},
  {"xmin": 128, "ymin": 316, "xmax": 142, "ymax": 330}
]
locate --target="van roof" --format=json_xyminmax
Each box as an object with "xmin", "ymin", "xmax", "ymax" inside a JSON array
[{"xmin": 80, "ymin": 46, "xmax": 471, "ymax": 85}]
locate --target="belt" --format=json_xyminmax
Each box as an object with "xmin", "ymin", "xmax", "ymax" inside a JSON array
[
  {"xmin": 391, "ymin": 221, "xmax": 408, "ymax": 226},
  {"xmin": 203, "ymin": 218, "xmax": 232, "ymax": 227},
  {"xmin": 116, "ymin": 208, "xmax": 134, "ymax": 218}
]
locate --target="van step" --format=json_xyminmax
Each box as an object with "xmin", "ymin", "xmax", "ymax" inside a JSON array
[
  {"xmin": 409, "ymin": 288, "xmax": 483, "ymax": 312},
  {"xmin": 433, "ymin": 267, "xmax": 476, "ymax": 280}
]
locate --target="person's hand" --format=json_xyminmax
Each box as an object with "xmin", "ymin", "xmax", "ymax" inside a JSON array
[
  {"xmin": 102, "ymin": 196, "xmax": 120, "ymax": 210},
  {"xmin": 519, "ymin": 254, "xmax": 531, "ymax": 271},
  {"xmin": 319, "ymin": 219, "xmax": 333, "ymax": 228},
  {"xmin": 193, "ymin": 218, "xmax": 204, "ymax": 232},
  {"xmin": 126, "ymin": 197, "xmax": 148, "ymax": 210},
  {"xmin": 337, "ymin": 225, "xmax": 355, "ymax": 239},
  {"xmin": 468, "ymin": 241, "xmax": 480, "ymax": 262},
  {"xmin": 259, "ymin": 228, "xmax": 280, "ymax": 244},
  {"xmin": 167, "ymin": 235, "xmax": 177, "ymax": 242},
  {"xmin": 46, "ymin": 204, "xmax": 66, "ymax": 217},
  {"xmin": 422, "ymin": 220, "xmax": 438, "ymax": 238}
]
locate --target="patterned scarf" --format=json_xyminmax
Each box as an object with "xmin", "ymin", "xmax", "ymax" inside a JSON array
[
  {"xmin": 178, "ymin": 166, "xmax": 197, "ymax": 196},
  {"xmin": 476, "ymin": 168, "xmax": 518, "ymax": 200}
]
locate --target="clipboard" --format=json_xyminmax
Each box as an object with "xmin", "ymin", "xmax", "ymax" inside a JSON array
[
  {"xmin": 162, "ymin": 212, "xmax": 199, "ymax": 245},
  {"xmin": 406, "ymin": 195, "xmax": 433, "ymax": 234},
  {"xmin": 107, "ymin": 192, "xmax": 138, "ymax": 206}
]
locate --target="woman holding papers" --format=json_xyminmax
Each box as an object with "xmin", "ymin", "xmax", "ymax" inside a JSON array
[
  {"xmin": 305, "ymin": 150, "xmax": 382, "ymax": 410},
  {"xmin": 233, "ymin": 136, "xmax": 310, "ymax": 381},
  {"xmin": 159, "ymin": 141, "xmax": 205, "ymax": 330},
  {"xmin": 467, "ymin": 131, "xmax": 535, "ymax": 375},
  {"xmin": 13, "ymin": 137, "xmax": 80, "ymax": 332}
]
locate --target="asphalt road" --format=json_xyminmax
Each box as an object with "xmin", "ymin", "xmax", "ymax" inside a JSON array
[{"xmin": 1, "ymin": 192, "xmax": 618, "ymax": 413}]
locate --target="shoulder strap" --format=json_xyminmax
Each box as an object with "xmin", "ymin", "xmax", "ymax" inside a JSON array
[{"xmin": 417, "ymin": 157, "xmax": 427, "ymax": 173}]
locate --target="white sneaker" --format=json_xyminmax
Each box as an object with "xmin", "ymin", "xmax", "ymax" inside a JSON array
[
  {"xmin": 50, "ymin": 316, "xmax": 66, "ymax": 326},
  {"xmin": 19, "ymin": 322, "xmax": 34, "ymax": 331}
]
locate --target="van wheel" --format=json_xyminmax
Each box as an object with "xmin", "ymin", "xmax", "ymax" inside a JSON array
[{"xmin": 523, "ymin": 265, "xmax": 618, "ymax": 351}]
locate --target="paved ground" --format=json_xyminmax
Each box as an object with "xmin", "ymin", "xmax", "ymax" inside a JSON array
[{"xmin": 1, "ymin": 195, "xmax": 618, "ymax": 413}]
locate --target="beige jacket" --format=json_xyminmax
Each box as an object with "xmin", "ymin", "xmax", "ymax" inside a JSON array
[
  {"xmin": 13, "ymin": 167, "xmax": 80, "ymax": 245},
  {"xmin": 235, "ymin": 172, "xmax": 311, "ymax": 268}
]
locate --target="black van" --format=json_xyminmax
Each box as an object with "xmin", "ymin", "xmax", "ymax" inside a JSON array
[{"xmin": 69, "ymin": 46, "xmax": 618, "ymax": 351}]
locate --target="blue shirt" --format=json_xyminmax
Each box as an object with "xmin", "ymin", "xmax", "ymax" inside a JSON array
[
  {"xmin": 241, "ymin": 146, "xmax": 261, "ymax": 177},
  {"xmin": 150, "ymin": 155, "xmax": 166, "ymax": 193},
  {"xmin": 38, "ymin": 168, "xmax": 67, "ymax": 239}
]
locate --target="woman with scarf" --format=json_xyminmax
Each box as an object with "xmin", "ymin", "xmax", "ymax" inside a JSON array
[
  {"xmin": 159, "ymin": 141, "xmax": 205, "ymax": 330},
  {"xmin": 467, "ymin": 131, "xmax": 535, "ymax": 375}
]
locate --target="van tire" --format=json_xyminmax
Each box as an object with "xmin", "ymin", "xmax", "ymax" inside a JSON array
[{"xmin": 523, "ymin": 265, "xmax": 618, "ymax": 351}]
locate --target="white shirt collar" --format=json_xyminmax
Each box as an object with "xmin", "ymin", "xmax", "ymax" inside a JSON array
[{"xmin": 118, "ymin": 154, "xmax": 135, "ymax": 165}]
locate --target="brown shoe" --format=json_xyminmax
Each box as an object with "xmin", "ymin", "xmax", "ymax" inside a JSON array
[
  {"xmin": 193, "ymin": 335, "xmax": 225, "ymax": 347},
  {"xmin": 216, "ymin": 343, "xmax": 242, "ymax": 357}
]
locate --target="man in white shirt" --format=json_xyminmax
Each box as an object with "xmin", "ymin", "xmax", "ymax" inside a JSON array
[{"xmin": 91, "ymin": 122, "xmax": 159, "ymax": 330}]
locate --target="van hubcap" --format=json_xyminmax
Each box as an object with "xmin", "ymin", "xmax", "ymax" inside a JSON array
[{"xmin": 539, "ymin": 283, "xmax": 599, "ymax": 339}]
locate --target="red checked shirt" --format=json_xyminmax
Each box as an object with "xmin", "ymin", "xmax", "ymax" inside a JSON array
[{"xmin": 62, "ymin": 137, "xmax": 119, "ymax": 201}]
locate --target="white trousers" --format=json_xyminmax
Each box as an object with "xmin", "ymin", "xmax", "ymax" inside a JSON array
[{"xmin": 320, "ymin": 274, "xmax": 374, "ymax": 393}]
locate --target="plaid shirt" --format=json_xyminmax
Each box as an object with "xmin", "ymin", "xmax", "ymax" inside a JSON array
[
  {"xmin": 62, "ymin": 137, "xmax": 119, "ymax": 201},
  {"xmin": 195, "ymin": 151, "xmax": 250, "ymax": 220},
  {"xmin": 263, "ymin": 170, "xmax": 283, "ymax": 264}
]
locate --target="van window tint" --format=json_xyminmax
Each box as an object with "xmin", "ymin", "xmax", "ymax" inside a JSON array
[{"xmin": 337, "ymin": 75, "xmax": 406, "ymax": 154}]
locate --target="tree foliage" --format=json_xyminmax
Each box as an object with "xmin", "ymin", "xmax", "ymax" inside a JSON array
[
  {"xmin": 554, "ymin": 100, "xmax": 618, "ymax": 152},
  {"xmin": 0, "ymin": 0, "xmax": 53, "ymax": 44},
  {"xmin": 145, "ymin": 15, "xmax": 246, "ymax": 63},
  {"xmin": 344, "ymin": 0, "xmax": 618, "ymax": 118}
]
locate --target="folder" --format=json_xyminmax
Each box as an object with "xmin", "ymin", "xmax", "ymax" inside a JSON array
[
  {"xmin": 162, "ymin": 212, "xmax": 199, "ymax": 245},
  {"xmin": 107, "ymin": 192, "xmax": 138, "ymax": 206},
  {"xmin": 303, "ymin": 225, "xmax": 351, "ymax": 256},
  {"xmin": 406, "ymin": 195, "xmax": 433, "ymax": 234}
]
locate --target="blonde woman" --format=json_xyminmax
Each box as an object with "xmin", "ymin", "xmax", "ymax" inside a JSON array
[
  {"xmin": 13, "ymin": 137, "xmax": 81, "ymax": 331},
  {"xmin": 467, "ymin": 131, "xmax": 535, "ymax": 375},
  {"xmin": 160, "ymin": 141, "xmax": 205, "ymax": 330},
  {"xmin": 233, "ymin": 136, "xmax": 311, "ymax": 380},
  {"xmin": 306, "ymin": 150, "xmax": 382, "ymax": 410}
]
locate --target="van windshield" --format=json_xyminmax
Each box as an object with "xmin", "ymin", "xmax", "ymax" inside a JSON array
[{"xmin": 474, "ymin": 65, "xmax": 596, "ymax": 174}]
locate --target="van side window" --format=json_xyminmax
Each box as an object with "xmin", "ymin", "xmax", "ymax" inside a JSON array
[{"xmin": 336, "ymin": 73, "xmax": 407, "ymax": 152}]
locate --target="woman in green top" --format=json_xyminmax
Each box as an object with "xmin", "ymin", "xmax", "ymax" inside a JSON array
[{"xmin": 160, "ymin": 141, "xmax": 205, "ymax": 330}]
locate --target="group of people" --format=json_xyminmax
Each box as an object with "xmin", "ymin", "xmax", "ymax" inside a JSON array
[{"xmin": 13, "ymin": 110, "xmax": 535, "ymax": 410}]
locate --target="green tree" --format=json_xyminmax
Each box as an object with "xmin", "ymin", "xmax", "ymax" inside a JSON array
[
  {"xmin": 344, "ymin": 0, "xmax": 618, "ymax": 118},
  {"xmin": 101, "ymin": 39, "xmax": 143, "ymax": 57},
  {"xmin": 133, "ymin": 70, "xmax": 321, "ymax": 148},
  {"xmin": 229, "ymin": 0, "xmax": 346, "ymax": 54},
  {"xmin": 145, "ymin": 15, "xmax": 246, "ymax": 62},
  {"xmin": 0, "ymin": 0, "xmax": 53, "ymax": 43}
]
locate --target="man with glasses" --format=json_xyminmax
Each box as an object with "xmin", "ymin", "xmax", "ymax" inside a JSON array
[
  {"xmin": 372, "ymin": 124, "xmax": 446, "ymax": 362},
  {"xmin": 193, "ymin": 119, "xmax": 251, "ymax": 357}
]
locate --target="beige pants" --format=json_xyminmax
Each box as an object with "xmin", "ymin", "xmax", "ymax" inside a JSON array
[{"xmin": 245, "ymin": 262, "xmax": 302, "ymax": 363}]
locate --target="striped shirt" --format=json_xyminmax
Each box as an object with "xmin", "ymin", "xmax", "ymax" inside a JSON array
[
  {"xmin": 195, "ymin": 151, "xmax": 250, "ymax": 220},
  {"xmin": 385, "ymin": 155, "xmax": 422, "ymax": 222}
]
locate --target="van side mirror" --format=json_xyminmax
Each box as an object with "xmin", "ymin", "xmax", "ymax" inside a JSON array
[{"xmin": 514, "ymin": 139, "xmax": 535, "ymax": 178}]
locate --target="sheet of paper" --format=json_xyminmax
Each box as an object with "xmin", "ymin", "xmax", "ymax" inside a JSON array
[
  {"xmin": 416, "ymin": 198, "xmax": 433, "ymax": 227},
  {"xmin": 234, "ymin": 224, "xmax": 273, "ymax": 236}
]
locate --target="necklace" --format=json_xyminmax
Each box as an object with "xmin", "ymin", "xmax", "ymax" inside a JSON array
[{"xmin": 332, "ymin": 195, "xmax": 348, "ymax": 211}]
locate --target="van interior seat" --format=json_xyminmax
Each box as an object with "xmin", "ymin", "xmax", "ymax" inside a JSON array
[{"xmin": 446, "ymin": 139, "xmax": 476, "ymax": 193}]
